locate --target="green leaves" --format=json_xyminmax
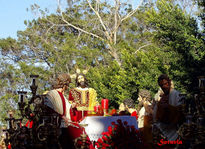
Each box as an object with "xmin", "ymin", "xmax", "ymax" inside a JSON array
[
  {"xmin": 0, "ymin": 0, "xmax": 204, "ymax": 125},
  {"xmin": 143, "ymin": 0, "xmax": 204, "ymax": 93}
]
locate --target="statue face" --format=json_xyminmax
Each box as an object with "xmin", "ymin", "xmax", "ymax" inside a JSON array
[
  {"xmin": 137, "ymin": 95, "xmax": 143, "ymax": 102},
  {"xmin": 77, "ymin": 75, "xmax": 87, "ymax": 88},
  {"xmin": 159, "ymin": 79, "xmax": 171, "ymax": 95},
  {"xmin": 77, "ymin": 75, "xmax": 85, "ymax": 83},
  {"xmin": 119, "ymin": 103, "xmax": 125, "ymax": 111}
]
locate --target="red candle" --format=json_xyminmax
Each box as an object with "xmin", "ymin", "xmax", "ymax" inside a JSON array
[
  {"xmin": 101, "ymin": 99, "xmax": 109, "ymax": 109},
  {"xmin": 94, "ymin": 105, "xmax": 101, "ymax": 113}
]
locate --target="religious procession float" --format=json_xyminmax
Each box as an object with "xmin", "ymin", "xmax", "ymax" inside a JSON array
[{"xmin": 0, "ymin": 75, "xmax": 205, "ymax": 149}]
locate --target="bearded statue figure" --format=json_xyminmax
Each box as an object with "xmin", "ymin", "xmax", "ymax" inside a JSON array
[{"xmin": 68, "ymin": 73, "xmax": 98, "ymax": 122}]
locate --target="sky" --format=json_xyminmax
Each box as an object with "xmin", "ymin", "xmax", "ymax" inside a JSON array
[
  {"xmin": 0, "ymin": 0, "xmax": 59, "ymax": 39},
  {"xmin": 0, "ymin": 0, "xmax": 141, "ymax": 39}
]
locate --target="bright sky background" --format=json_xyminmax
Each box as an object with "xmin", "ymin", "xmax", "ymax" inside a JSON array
[
  {"xmin": 0, "ymin": 0, "xmax": 59, "ymax": 39},
  {"xmin": 0, "ymin": 0, "xmax": 141, "ymax": 39}
]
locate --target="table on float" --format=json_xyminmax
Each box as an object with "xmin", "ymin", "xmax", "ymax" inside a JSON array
[{"xmin": 79, "ymin": 116, "xmax": 138, "ymax": 141}]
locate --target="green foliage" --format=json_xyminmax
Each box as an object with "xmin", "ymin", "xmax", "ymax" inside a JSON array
[
  {"xmin": 87, "ymin": 46, "xmax": 168, "ymax": 108},
  {"xmin": 87, "ymin": 61, "xmax": 139, "ymax": 108},
  {"xmin": 144, "ymin": 0, "xmax": 204, "ymax": 93},
  {"xmin": 0, "ymin": 0, "xmax": 204, "ymax": 125},
  {"xmin": 197, "ymin": 0, "xmax": 205, "ymax": 32}
]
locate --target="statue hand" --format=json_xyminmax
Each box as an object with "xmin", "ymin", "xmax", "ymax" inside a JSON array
[
  {"xmin": 72, "ymin": 102, "xmax": 77, "ymax": 108},
  {"xmin": 158, "ymin": 95, "xmax": 169, "ymax": 108},
  {"xmin": 62, "ymin": 116, "xmax": 71, "ymax": 126},
  {"xmin": 159, "ymin": 94, "xmax": 169, "ymax": 104}
]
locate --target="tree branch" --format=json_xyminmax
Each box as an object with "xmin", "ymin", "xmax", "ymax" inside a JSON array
[
  {"xmin": 46, "ymin": 22, "xmax": 55, "ymax": 36},
  {"xmin": 121, "ymin": 0, "xmax": 143, "ymax": 22},
  {"xmin": 75, "ymin": 32, "xmax": 82, "ymax": 46},
  {"xmin": 134, "ymin": 43, "xmax": 152, "ymax": 54},
  {"xmin": 86, "ymin": 0, "xmax": 112, "ymax": 43},
  {"xmin": 56, "ymin": 0, "xmax": 104, "ymax": 41},
  {"xmin": 114, "ymin": 0, "xmax": 120, "ymax": 45}
]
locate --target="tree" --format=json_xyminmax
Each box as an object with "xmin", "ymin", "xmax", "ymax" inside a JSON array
[
  {"xmin": 197, "ymin": 0, "xmax": 205, "ymax": 32},
  {"xmin": 0, "ymin": 0, "xmax": 146, "ymax": 124},
  {"xmin": 44, "ymin": 0, "xmax": 145, "ymax": 66},
  {"xmin": 0, "ymin": 0, "xmax": 203, "ymax": 125},
  {"xmin": 143, "ymin": 0, "xmax": 204, "ymax": 93}
]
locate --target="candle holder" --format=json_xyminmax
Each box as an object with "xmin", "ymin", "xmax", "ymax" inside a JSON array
[
  {"xmin": 17, "ymin": 91, "xmax": 27, "ymax": 117},
  {"xmin": 5, "ymin": 110, "xmax": 14, "ymax": 130},
  {"xmin": 101, "ymin": 99, "xmax": 109, "ymax": 116},
  {"xmin": 3, "ymin": 75, "xmax": 63, "ymax": 149},
  {"xmin": 94, "ymin": 105, "xmax": 101, "ymax": 114},
  {"xmin": 195, "ymin": 114, "xmax": 205, "ymax": 145},
  {"xmin": 2, "ymin": 129, "xmax": 9, "ymax": 148},
  {"xmin": 178, "ymin": 105, "xmax": 196, "ymax": 140},
  {"xmin": 30, "ymin": 75, "xmax": 39, "ymax": 98},
  {"xmin": 74, "ymin": 124, "xmax": 91, "ymax": 149},
  {"xmin": 177, "ymin": 76, "xmax": 205, "ymax": 149},
  {"xmin": 102, "ymin": 109, "xmax": 108, "ymax": 116},
  {"xmin": 198, "ymin": 76, "xmax": 205, "ymax": 92}
]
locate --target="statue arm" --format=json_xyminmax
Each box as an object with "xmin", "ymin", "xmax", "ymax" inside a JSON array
[
  {"xmin": 156, "ymin": 103, "xmax": 183, "ymax": 124},
  {"xmin": 68, "ymin": 89, "xmax": 74, "ymax": 102},
  {"xmin": 88, "ymin": 88, "xmax": 98, "ymax": 113}
]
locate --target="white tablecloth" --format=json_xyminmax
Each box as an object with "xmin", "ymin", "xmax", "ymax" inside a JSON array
[{"xmin": 79, "ymin": 116, "xmax": 138, "ymax": 141}]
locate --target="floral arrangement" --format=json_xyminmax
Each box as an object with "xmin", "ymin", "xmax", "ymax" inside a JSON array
[
  {"xmin": 109, "ymin": 109, "xmax": 117, "ymax": 116},
  {"xmin": 96, "ymin": 119, "xmax": 145, "ymax": 149}
]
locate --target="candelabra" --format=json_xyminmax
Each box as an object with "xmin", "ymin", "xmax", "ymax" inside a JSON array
[
  {"xmin": 17, "ymin": 91, "xmax": 27, "ymax": 118},
  {"xmin": 74, "ymin": 124, "xmax": 91, "ymax": 149},
  {"xmin": 177, "ymin": 76, "xmax": 205, "ymax": 149},
  {"xmin": 2, "ymin": 74, "xmax": 93, "ymax": 149},
  {"xmin": 152, "ymin": 121, "xmax": 167, "ymax": 145},
  {"xmin": 194, "ymin": 76, "xmax": 205, "ymax": 149},
  {"xmin": 3, "ymin": 75, "xmax": 61, "ymax": 149}
]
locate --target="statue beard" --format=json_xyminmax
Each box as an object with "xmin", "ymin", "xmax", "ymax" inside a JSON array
[
  {"xmin": 64, "ymin": 85, "xmax": 68, "ymax": 90},
  {"xmin": 79, "ymin": 81, "xmax": 86, "ymax": 88},
  {"xmin": 162, "ymin": 88, "xmax": 169, "ymax": 95}
]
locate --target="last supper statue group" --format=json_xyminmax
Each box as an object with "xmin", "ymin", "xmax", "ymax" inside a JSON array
[
  {"xmin": 44, "ymin": 70, "xmax": 100, "ymax": 149},
  {"xmin": 42, "ymin": 70, "xmax": 185, "ymax": 149},
  {"xmin": 1, "ymin": 71, "xmax": 205, "ymax": 149},
  {"xmin": 0, "ymin": 71, "xmax": 184, "ymax": 149}
]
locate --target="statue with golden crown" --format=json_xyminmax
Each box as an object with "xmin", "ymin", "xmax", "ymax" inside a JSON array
[{"xmin": 69, "ymin": 68, "xmax": 98, "ymax": 122}]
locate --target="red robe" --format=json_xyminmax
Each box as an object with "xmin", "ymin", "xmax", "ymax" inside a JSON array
[
  {"xmin": 25, "ymin": 120, "xmax": 33, "ymax": 128},
  {"xmin": 46, "ymin": 90, "xmax": 94, "ymax": 148},
  {"xmin": 69, "ymin": 88, "xmax": 90, "ymax": 122},
  {"xmin": 46, "ymin": 90, "xmax": 72, "ymax": 121},
  {"xmin": 131, "ymin": 111, "xmax": 138, "ymax": 120}
]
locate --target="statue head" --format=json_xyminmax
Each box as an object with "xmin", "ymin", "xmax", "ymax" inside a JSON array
[
  {"xmin": 122, "ymin": 98, "xmax": 136, "ymax": 110},
  {"xmin": 76, "ymin": 73, "xmax": 88, "ymax": 88},
  {"xmin": 158, "ymin": 74, "xmax": 171, "ymax": 95},
  {"xmin": 138, "ymin": 89, "xmax": 151, "ymax": 102},
  {"xmin": 52, "ymin": 73, "xmax": 71, "ymax": 89}
]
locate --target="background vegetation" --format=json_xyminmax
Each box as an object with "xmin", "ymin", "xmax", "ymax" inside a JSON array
[{"xmin": 0, "ymin": 0, "xmax": 204, "ymax": 125}]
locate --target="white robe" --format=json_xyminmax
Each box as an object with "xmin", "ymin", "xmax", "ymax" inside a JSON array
[
  {"xmin": 138, "ymin": 102, "xmax": 151, "ymax": 128},
  {"xmin": 138, "ymin": 107, "xmax": 145, "ymax": 128},
  {"xmin": 153, "ymin": 89, "xmax": 182, "ymax": 140},
  {"xmin": 45, "ymin": 90, "xmax": 72, "ymax": 127}
]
